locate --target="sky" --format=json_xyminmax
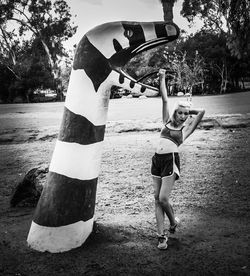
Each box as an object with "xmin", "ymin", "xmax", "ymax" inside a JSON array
[{"xmin": 65, "ymin": 0, "xmax": 202, "ymax": 49}]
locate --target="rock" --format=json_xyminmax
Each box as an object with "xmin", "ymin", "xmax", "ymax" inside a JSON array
[{"xmin": 10, "ymin": 166, "xmax": 48, "ymax": 207}]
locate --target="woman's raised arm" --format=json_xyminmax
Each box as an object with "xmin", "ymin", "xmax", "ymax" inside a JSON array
[
  {"xmin": 183, "ymin": 108, "xmax": 205, "ymax": 140},
  {"xmin": 158, "ymin": 69, "xmax": 170, "ymax": 124}
]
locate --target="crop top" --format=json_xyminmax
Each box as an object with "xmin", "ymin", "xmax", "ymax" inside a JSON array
[{"xmin": 160, "ymin": 123, "xmax": 184, "ymax": 146}]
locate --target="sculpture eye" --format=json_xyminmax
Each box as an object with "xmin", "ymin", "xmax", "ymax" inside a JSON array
[
  {"xmin": 124, "ymin": 29, "xmax": 133, "ymax": 38},
  {"xmin": 165, "ymin": 25, "xmax": 175, "ymax": 36}
]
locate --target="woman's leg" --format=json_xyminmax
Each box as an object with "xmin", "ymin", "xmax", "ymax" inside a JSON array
[
  {"xmin": 159, "ymin": 174, "xmax": 176, "ymax": 226},
  {"xmin": 152, "ymin": 176, "xmax": 165, "ymax": 235}
]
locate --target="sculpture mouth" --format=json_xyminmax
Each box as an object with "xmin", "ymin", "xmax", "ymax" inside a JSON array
[
  {"xmin": 132, "ymin": 37, "xmax": 169, "ymax": 55},
  {"xmin": 118, "ymin": 68, "xmax": 159, "ymax": 93},
  {"xmin": 118, "ymin": 68, "xmax": 159, "ymax": 92},
  {"xmin": 110, "ymin": 29, "xmax": 179, "ymax": 95},
  {"xmin": 120, "ymin": 69, "xmax": 137, "ymax": 82},
  {"xmin": 111, "ymin": 37, "xmax": 173, "ymax": 93}
]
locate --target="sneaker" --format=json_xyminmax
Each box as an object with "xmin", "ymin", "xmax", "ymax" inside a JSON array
[
  {"xmin": 169, "ymin": 217, "xmax": 180, "ymax": 234},
  {"xmin": 157, "ymin": 234, "xmax": 168, "ymax": 250}
]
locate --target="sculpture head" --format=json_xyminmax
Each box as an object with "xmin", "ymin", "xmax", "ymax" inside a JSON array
[{"xmin": 73, "ymin": 21, "xmax": 180, "ymax": 94}]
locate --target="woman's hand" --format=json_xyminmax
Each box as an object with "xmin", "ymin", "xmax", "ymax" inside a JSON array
[
  {"xmin": 158, "ymin": 68, "xmax": 166, "ymax": 76},
  {"xmin": 158, "ymin": 69, "xmax": 168, "ymax": 102}
]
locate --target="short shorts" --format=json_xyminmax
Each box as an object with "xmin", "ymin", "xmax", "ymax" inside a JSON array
[{"xmin": 151, "ymin": 152, "xmax": 180, "ymax": 180}]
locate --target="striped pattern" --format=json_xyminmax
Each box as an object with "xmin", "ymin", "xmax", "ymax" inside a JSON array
[
  {"xmin": 65, "ymin": 69, "xmax": 110, "ymax": 125},
  {"xmin": 33, "ymin": 172, "xmax": 97, "ymax": 226},
  {"xmin": 49, "ymin": 140, "xmax": 103, "ymax": 180},
  {"xmin": 59, "ymin": 107, "xmax": 105, "ymax": 145},
  {"xmin": 27, "ymin": 20, "xmax": 180, "ymax": 252},
  {"xmin": 73, "ymin": 36, "xmax": 112, "ymax": 91},
  {"xmin": 27, "ymin": 218, "xmax": 94, "ymax": 253}
]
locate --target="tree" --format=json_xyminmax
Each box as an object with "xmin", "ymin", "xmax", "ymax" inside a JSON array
[
  {"xmin": 227, "ymin": 0, "xmax": 250, "ymax": 59},
  {"xmin": 163, "ymin": 49, "xmax": 205, "ymax": 95},
  {"xmin": 0, "ymin": 0, "xmax": 77, "ymax": 99},
  {"xmin": 181, "ymin": 0, "xmax": 250, "ymax": 59},
  {"xmin": 178, "ymin": 30, "xmax": 250, "ymax": 93},
  {"xmin": 0, "ymin": 26, "xmax": 21, "ymax": 79},
  {"xmin": 0, "ymin": 37, "xmax": 56, "ymax": 102}
]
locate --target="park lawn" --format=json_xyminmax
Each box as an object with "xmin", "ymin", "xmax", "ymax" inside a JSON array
[{"xmin": 0, "ymin": 119, "xmax": 250, "ymax": 275}]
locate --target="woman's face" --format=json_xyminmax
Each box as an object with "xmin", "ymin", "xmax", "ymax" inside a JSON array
[{"xmin": 174, "ymin": 106, "xmax": 189, "ymax": 126}]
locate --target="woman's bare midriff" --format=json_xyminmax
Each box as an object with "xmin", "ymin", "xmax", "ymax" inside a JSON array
[{"xmin": 155, "ymin": 138, "xmax": 179, "ymax": 154}]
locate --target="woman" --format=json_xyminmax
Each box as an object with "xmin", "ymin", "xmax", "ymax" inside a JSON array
[{"xmin": 151, "ymin": 69, "xmax": 205, "ymax": 250}]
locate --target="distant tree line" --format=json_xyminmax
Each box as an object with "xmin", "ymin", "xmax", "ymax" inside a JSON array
[
  {"xmin": 0, "ymin": 0, "xmax": 249, "ymax": 103},
  {"xmin": 122, "ymin": 29, "xmax": 250, "ymax": 97}
]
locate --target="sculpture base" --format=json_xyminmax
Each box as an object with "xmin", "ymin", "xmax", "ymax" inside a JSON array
[{"xmin": 27, "ymin": 218, "xmax": 94, "ymax": 253}]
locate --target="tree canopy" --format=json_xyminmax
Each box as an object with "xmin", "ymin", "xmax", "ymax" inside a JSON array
[
  {"xmin": 0, "ymin": 0, "xmax": 77, "ymax": 102},
  {"xmin": 181, "ymin": 0, "xmax": 250, "ymax": 59}
]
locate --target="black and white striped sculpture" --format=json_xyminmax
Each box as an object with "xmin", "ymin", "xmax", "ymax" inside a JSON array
[{"xmin": 27, "ymin": 21, "xmax": 179, "ymax": 252}]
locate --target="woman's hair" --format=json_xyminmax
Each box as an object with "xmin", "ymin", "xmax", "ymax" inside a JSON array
[{"xmin": 169, "ymin": 100, "xmax": 192, "ymax": 126}]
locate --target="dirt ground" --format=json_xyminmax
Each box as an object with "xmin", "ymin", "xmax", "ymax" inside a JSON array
[{"xmin": 0, "ymin": 116, "xmax": 250, "ymax": 276}]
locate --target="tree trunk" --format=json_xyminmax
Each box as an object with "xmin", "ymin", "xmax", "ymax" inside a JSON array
[
  {"xmin": 40, "ymin": 39, "xmax": 63, "ymax": 99},
  {"xmin": 241, "ymin": 78, "xmax": 245, "ymax": 89},
  {"xmin": 160, "ymin": 0, "xmax": 175, "ymax": 22}
]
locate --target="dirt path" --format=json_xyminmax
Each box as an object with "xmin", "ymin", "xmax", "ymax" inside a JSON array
[{"xmin": 0, "ymin": 121, "xmax": 250, "ymax": 275}]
